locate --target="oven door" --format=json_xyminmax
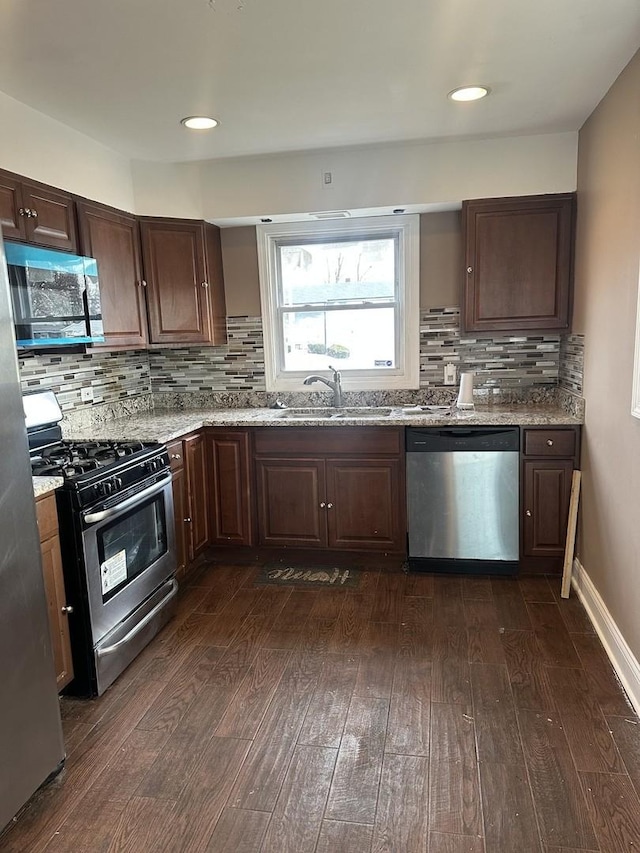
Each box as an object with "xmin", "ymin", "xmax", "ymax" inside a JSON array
[{"xmin": 81, "ymin": 473, "xmax": 176, "ymax": 645}]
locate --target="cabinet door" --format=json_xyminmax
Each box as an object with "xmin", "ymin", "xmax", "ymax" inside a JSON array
[
  {"xmin": 140, "ymin": 219, "xmax": 212, "ymax": 345},
  {"xmin": 185, "ymin": 433, "xmax": 210, "ymax": 560},
  {"xmin": 463, "ymin": 194, "xmax": 574, "ymax": 333},
  {"xmin": 171, "ymin": 465, "xmax": 189, "ymax": 577},
  {"xmin": 256, "ymin": 458, "xmax": 327, "ymax": 548},
  {"xmin": 207, "ymin": 430, "xmax": 253, "ymax": 546},
  {"xmin": 77, "ymin": 201, "xmax": 148, "ymax": 348},
  {"xmin": 0, "ymin": 170, "xmax": 26, "ymax": 240},
  {"xmin": 326, "ymin": 458, "xmax": 404, "ymax": 551},
  {"xmin": 523, "ymin": 459, "xmax": 574, "ymax": 557},
  {"xmin": 40, "ymin": 534, "xmax": 74, "ymax": 691},
  {"xmin": 21, "ymin": 181, "xmax": 78, "ymax": 252}
]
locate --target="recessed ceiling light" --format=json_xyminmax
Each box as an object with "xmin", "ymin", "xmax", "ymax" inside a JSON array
[
  {"xmin": 180, "ymin": 116, "xmax": 219, "ymax": 130},
  {"xmin": 448, "ymin": 86, "xmax": 490, "ymax": 102}
]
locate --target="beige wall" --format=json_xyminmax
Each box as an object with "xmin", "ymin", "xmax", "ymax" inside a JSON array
[
  {"xmin": 131, "ymin": 132, "xmax": 578, "ymax": 221},
  {"xmin": 574, "ymin": 49, "xmax": 640, "ymax": 659},
  {"xmin": 0, "ymin": 90, "xmax": 135, "ymax": 212},
  {"xmin": 420, "ymin": 210, "xmax": 461, "ymax": 308},
  {"xmin": 220, "ymin": 226, "xmax": 261, "ymax": 316},
  {"xmin": 221, "ymin": 211, "xmax": 462, "ymax": 316}
]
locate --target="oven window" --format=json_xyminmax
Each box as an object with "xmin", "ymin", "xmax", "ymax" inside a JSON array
[{"xmin": 97, "ymin": 494, "xmax": 168, "ymax": 603}]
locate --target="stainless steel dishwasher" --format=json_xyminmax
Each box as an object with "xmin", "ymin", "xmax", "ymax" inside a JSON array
[{"xmin": 406, "ymin": 426, "xmax": 520, "ymax": 574}]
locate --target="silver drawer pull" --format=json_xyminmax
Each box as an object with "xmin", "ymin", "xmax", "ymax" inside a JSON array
[
  {"xmin": 61, "ymin": 605, "xmax": 74, "ymax": 614},
  {"xmin": 327, "ymin": 502, "xmax": 334, "ymax": 509},
  {"xmin": 319, "ymin": 502, "xmax": 326, "ymax": 508},
  {"xmin": 526, "ymin": 510, "xmax": 532, "ymax": 517},
  {"xmin": 546, "ymin": 439, "xmax": 554, "ymax": 446},
  {"xmin": 96, "ymin": 579, "xmax": 177, "ymax": 657},
  {"xmin": 171, "ymin": 453, "xmax": 182, "ymax": 460}
]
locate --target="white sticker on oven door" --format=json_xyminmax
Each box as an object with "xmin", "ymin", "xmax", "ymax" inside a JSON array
[{"xmin": 101, "ymin": 550, "xmax": 127, "ymax": 594}]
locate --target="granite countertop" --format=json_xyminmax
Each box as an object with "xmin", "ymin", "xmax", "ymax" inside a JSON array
[
  {"xmin": 62, "ymin": 404, "xmax": 583, "ymax": 444},
  {"xmin": 33, "ymin": 476, "xmax": 64, "ymax": 498}
]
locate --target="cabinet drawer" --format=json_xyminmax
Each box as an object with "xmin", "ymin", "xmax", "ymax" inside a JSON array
[
  {"xmin": 166, "ymin": 440, "xmax": 185, "ymax": 471},
  {"xmin": 254, "ymin": 427, "xmax": 402, "ymax": 457},
  {"xmin": 36, "ymin": 493, "xmax": 59, "ymax": 542},
  {"xmin": 523, "ymin": 429, "xmax": 576, "ymax": 457}
]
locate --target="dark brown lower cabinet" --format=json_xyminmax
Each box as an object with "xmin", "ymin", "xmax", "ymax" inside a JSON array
[
  {"xmin": 326, "ymin": 459, "xmax": 403, "ymax": 551},
  {"xmin": 520, "ymin": 426, "xmax": 580, "ymax": 572},
  {"xmin": 36, "ymin": 493, "xmax": 74, "ymax": 691},
  {"xmin": 206, "ymin": 429, "xmax": 253, "ymax": 546},
  {"xmin": 254, "ymin": 428, "xmax": 406, "ymax": 554},
  {"xmin": 184, "ymin": 433, "xmax": 209, "ymax": 561},
  {"xmin": 256, "ymin": 458, "xmax": 327, "ymax": 548},
  {"xmin": 167, "ymin": 433, "xmax": 209, "ymax": 577},
  {"xmin": 523, "ymin": 459, "xmax": 574, "ymax": 557}
]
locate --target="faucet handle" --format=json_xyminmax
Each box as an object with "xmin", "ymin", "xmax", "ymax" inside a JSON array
[{"xmin": 328, "ymin": 364, "xmax": 341, "ymax": 380}]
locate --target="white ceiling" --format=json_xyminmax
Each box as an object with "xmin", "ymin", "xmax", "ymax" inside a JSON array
[{"xmin": 1, "ymin": 0, "xmax": 639, "ymax": 164}]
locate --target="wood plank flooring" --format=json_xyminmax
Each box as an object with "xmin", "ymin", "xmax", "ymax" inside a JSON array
[{"xmin": 2, "ymin": 563, "xmax": 640, "ymax": 852}]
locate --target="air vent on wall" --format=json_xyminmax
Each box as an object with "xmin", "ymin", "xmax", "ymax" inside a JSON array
[{"xmin": 309, "ymin": 210, "xmax": 351, "ymax": 220}]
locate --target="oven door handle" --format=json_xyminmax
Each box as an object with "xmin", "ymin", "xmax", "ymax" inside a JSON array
[
  {"xmin": 83, "ymin": 474, "xmax": 172, "ymax": 525},
  {"xmin": 96, "ymin": 578, "xmax": 178, "ymax": 657}
]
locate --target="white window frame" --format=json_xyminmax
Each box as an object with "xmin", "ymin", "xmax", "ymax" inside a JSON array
[{"xmin": 256, "ymin": 215, "xmax": 420, "ymax": 392}]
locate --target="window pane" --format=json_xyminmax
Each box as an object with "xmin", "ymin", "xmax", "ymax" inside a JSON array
[
  {"xmin": 282, "ymin": 307, "xmax": 396, "ymax": 371},
  {"xmin": 278, "ymin": 237, "xmax": 396, "ymax": 307}
]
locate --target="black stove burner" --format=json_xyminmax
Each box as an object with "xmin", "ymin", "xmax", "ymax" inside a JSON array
[{"xmin": 30, "ymin": 439, "xmax": 163, "ymax": 482}]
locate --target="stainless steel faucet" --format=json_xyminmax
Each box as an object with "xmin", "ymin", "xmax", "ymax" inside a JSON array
[{"xmin": 303, "ymin": 364, "xmax": 343, "ymax": 407}]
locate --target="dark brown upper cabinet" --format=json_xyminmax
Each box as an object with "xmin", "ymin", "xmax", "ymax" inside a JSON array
[
  {"xmin": 77, "ymin": 200, "xmax": 149, "ymax": 349},
  {"xmin": 139, "ymin": 217, "xmax": 227, "ymax": 346},
  {"xmin": 462, "ymin": 193, "xmax": 575, "ymax": 333},
  {"xmin": 0, "ymin": 168, "xmax": 78, "ymax": 252}
]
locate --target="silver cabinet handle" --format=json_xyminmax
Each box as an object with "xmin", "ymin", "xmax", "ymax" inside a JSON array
[
  {"xmin": 138, "ymin": 280, "xmax": 147, "ymax": 288},
  {"xmin": 31, "ymin": 208, "xmax": 38, "ymax": 218},
  {"xmin": 526, "ymin": 510, "xmax": 532, "ymax": 517},
  {"xmin": 18, "ymin": 207, "xmax": 26, "ymax": 217},
  {"xmin": 201, "ymin": 281, "xmax": 209, "ymax": 288},
  {"xmin": 184, "ymin": 517, "xmax": 192, "ymax": 523},
  {"xmin": 61, "ymin": 605, "xmax": 74, "ymax": 614},
  {"xmin": 467, "ymin": 266, "xmax": 473, "ymax": 274},
  {"xmin": 327, "ymin": 502, "xmax": 334, "ymax": 509},
  {"xmin": 546, "ymin": 439, "xmax": 554, "ymax": 446},
  {"xmin": 171, "ymin": 453, "xmax": 182, "ymax": 460},
  {"xmin": 319, "ymin": 502, "xmax": 326, "ymax": 508}
]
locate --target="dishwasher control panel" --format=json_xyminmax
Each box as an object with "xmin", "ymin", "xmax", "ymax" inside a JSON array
[{"xmin": 406, "ymin": 427, "xmax": 519, "ymax": 453}]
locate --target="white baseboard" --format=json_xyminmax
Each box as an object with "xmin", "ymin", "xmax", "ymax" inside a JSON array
[{"xmin": 571, "ymin": 558, "xmax": 640, "ymax": 716}]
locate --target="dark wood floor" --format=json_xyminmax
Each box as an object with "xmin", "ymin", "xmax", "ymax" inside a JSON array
[{"xmin": 3, "ymin": 562, "xmax": 640, "ymax": 852}]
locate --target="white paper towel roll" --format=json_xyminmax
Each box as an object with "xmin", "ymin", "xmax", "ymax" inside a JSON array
[{"xmin": 456, "ymin": 371, "xmax": 475, "ymax": 409}]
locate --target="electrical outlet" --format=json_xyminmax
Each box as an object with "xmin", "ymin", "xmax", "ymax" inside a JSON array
[
  {"xmin": 80, "ymin": 387, "xmax": 94, "ymax": 403},
  {"xmin": 444, "ymin": 363, "xmax": 457, "ymax": 385}
]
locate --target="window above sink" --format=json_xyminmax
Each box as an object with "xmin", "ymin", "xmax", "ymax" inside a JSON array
[{"xmin": 257, "ymin": 216, "xmax": 420, "ymax": 393}]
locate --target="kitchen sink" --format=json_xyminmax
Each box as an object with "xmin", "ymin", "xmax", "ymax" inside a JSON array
[{"xmin": 277, "ymin": 407, "xmax": 393, "ymax": 419}]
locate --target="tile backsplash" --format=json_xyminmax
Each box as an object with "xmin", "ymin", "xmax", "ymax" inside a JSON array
[
  {"xmin": 17, "ymin": 311, "xmax": 584, "ymax": 413},
  {"xmin": 148, "ymin": 317, "xmax": 265, "ymax": 393},
  {"xmin": 19, "ymin": 349, "xmax": 151, "ymax": 411}
]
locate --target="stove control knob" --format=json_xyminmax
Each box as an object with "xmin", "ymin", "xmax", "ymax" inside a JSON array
[
  {"xmin": 101, "ymin": 481, "xmax": 113, "ymax": 497},
  {"xmin": 114, "ymin": 477, "xmax": 123, "ymax": 491}
]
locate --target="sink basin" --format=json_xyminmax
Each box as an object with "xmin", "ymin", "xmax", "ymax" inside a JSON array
[{"xmin": 277, "ymin": 407, "xmax": 393, "ymax": 420}]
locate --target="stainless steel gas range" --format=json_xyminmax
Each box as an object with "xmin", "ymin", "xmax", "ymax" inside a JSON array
[{"xmin": 26, "ymin": 391, "xmax": 177, "ymax": 696}]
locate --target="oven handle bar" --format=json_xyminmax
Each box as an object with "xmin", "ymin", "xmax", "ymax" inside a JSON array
[
  {"xmin": 83, "ymin": 474, "xmax": 172, "ymax": 525},
  {"xmin": 96, "ymin": 578, "xmax": 178, "ymax": 657}
]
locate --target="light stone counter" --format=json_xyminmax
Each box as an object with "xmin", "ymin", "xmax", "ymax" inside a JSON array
[
  {"xmin": 62, "ymin": 404, "xmax": 583, "ymax": 445},
  {"xmin": 33, "ymin": 476, "xmax": 64, "ymax": 498}
]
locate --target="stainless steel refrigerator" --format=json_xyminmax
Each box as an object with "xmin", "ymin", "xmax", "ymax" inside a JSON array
[{"xmin": 0, "ymin": 232, "xmax": 65, "ymax": 832}]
